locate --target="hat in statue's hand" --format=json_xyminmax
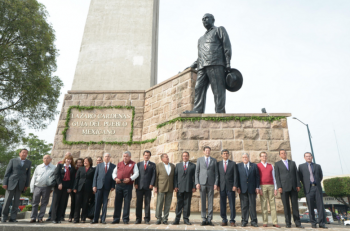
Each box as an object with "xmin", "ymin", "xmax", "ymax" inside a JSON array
[{"xmin": 226, "ymin": 68, "xmax": 243, "ymax": 92}]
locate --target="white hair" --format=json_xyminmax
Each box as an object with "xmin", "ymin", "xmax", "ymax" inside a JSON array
[
  {"xmin": 103, "ymin": 153, "xmax": 111, "ymax": 157},
  {"xmin": 242, "ymin": 153, "xmax": 250, "ymax": 158}
]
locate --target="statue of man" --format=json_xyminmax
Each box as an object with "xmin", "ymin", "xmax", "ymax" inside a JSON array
[{"xmin": 184, "ymin": 13, "xmax": 232, "ymax": 114}]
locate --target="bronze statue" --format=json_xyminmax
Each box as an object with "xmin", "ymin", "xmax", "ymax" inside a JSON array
[{"xmin": 184, "ymin": 13, "xmax": 242, "ymax": 114}]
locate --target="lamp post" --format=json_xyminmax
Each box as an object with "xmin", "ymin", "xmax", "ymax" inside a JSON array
[{"xmin": 292, "ymin": 117, "xmax": 316, "ymax": 163}]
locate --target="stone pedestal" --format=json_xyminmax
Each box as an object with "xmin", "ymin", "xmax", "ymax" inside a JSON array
[{"xmin": 52, "ymin": 68, "xmax": 292, "ymax": 213}]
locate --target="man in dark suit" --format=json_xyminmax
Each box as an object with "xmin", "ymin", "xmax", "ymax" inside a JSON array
[
  {"xmin": 275, "ymin": 149, "xmax": 303, "ymax": 228},
  {"xmin": 216, "ymin": 149, "xmax": 238, "ymax": 227},
  {"xmin": 91, "ymin": 153, "xmax": 116, "ymax": 224},
  {"xmin": 237, "ymin": 153, "xmax": 260, "ymax": 227},
  {"xmin": 298, "ymin": 152, "xmax": 327, "ymax": 229},
  {"xmin": 195, "ymin": 146, "xmax": 218, "ymax": 226},
  {"xmin": 134, "ymin": 150, "xmax": 156, "ymax": 225},
  {"xmin": 2, "ymin": 149, "xmax": 31, "ymax": 222},
  {"xmin": 172, "ymin": 151, "xmax": 196, "ymax": 225}
]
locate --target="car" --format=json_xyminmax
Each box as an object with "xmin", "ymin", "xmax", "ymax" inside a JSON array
[
  {"xmin": 0, "ymin": 197, "xmax": 30, "ymax": 212},
  {"xmin": 302, "ymin": 209, "xmax": 334, "ymax": 224},
  {"xmin": 344, "ymin": 220, "xmax": 350, "ymax": 226}
]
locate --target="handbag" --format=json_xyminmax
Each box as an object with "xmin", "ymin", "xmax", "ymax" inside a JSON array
[{"xmin": 47, "ymin": 172, "xmax": 56, "ymax": 187}]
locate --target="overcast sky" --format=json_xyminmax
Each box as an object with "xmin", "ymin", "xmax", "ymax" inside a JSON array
[{"xmin": 32, "ymin": 0, "xmax": 350, "ymax": 176}]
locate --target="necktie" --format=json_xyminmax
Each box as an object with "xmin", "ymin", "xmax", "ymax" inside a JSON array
[
  {"xmin": 206, "ymin": 158, "xmax": 209, "ymax": 167},
  {"xmin": 224, "ymin": 161, "xmax": 227, "ymax": 173},
  {"xmin": 308, "ymin": 163, "xmax": 314, "ymax": 183},
  {"xmin": 184, "ymin": 162, "xmax": 187, "ymax": 172},
  {"xmin": 245, "ymin": 164, "xmax": 248, "ymax": 176},
  {"xmin": 105, "ymin": 164, "xmax": 107, "ymax": 173},
  {"xmin": 284, "ymin": 160, "xmax": 289, "ymax": 170},
  {"xmin": 144, "ymin": 162, "xmax": 147, "ymax": 170}
]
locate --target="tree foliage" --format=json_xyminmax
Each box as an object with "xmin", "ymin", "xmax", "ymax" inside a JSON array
[
  {"xmin": 324, "ymin": 177, "xmax": 350, "ymax": 208},
  {"xmin": 0, "ymin": 0, "xmax": 63, "ymax": 143}
]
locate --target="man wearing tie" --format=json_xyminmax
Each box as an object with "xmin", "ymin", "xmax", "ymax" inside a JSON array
[
  {"xmin": 134, "ymin": 150, "xmax": 156, "ymax": 225},
  {"xmin": 298, "ymin": 152, "xmax": 327, "ymax": 229},
  {"xmin": 154, "ymin": 153, "xmax": 175, "ymax": 225},
  {"xmin": 172, "ymin": 151, "xmax": 196, "ymax": 225},
  {"xmin": 237, "ymin": 153, "xmax": 260, "ymax": 227},
  {"xmin": 216, "ymin": 149, "xmax": 238, "ymax": 227},
  {"xmin": 195, "ymin": 146, "xmax": 218, "ymax": 226},
  {"xmin": 275, "ymin": 149, "xmax": 303, "ymax": 228},
  {"xmin": 91, "ymin": 153, "xmax": 116, "ymax": 224},
  {"xmin": 2, "ymin": 149, "xmax": 31, "ymax": 222}
]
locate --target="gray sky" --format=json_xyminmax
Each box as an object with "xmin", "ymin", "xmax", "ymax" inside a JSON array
[{"xmin": 32, "ymin": 0, "xmax": 350, "ymax": 176}]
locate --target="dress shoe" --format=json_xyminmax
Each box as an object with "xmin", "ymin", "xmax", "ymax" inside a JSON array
[
  {"xmin": 296, "ymin": 224, "xmax": 305, "ymax": 228},
  {"xmin": 207, "ymin": 221, "xmax": 214, "ymax": 226},
  {"xmin": 319, "ymin": 225, "xmax": 328, "ymax": 229},
  {"xmin": 312, "ymin": 224, "xmax": 317, "ymax": 228},
  {"xmin": 200, "ymin": 221, "xmax": 206, "ymax": 226},
  {"xmin": 68, "ymin": 218, "xmax": 72, "ymax": 222},
  {"xmin": 38, "ymin": 219, "xmax": 43, "ymax": 223},
  {"xmin": 30, "ymin": 219, "xmax": 36, "ymax": 223},
  {"xmin": 61, "ymin": 218, "xmax": 65, "ymax": 221},
  {"xmin": 81, "ymin": 220, "xmax": 85, "ymax": 223},
  {"xmin": 184, "ymin": 220, "xmax": 192, "ymax": 225},
  {"xmin": 145, "ymin": 221, "xmax": 150, "ymax": 225},
  {"xmin": 90, "ymin": 221, "xmax": 97, "ymax": 224},
  {"xmin": 263, "ymin": 224, "xmax": 268, "ymax": 227},
  {"xmin": 230, "ymin": 222, "xmax": 236, "ymax": 227},
  {"xmin": 101, "ymin": 221, "xmax": 107, "ymax": 224},
  {"xmin": 46, "ymin": 218, "xmax": 51, "ymax": 222},
  {"xmin": 9, "ymin": 219, "xmax": 18, "ymax": 222},
  {"xmin": 221, "ymin": 222, "xmax": 227, "ymax": 226},
  {"xmin": 1, "ymin": 220, "xmax": 6, "ymax": 223},
  {"xmin": 156, "ymin": 220, "xmax": 161, "ymax": 225},
  {"xmin": 241, "ymin": 223, "xmax": 247, "ymax": 227},
  {"xmin": 134, "ymin": 220, "xmax": 141, "ymax": 224},
  {"xmin": 286, "ymin": 224, "xmax": 292, "ymax": 228},
  {"xmin": 73, "ymin": 221, "xmax": 79, "ymax": 223},
  {"xmin": 172, "ymin": 220, "xmax": 180, "ymax": 225},
  {"xmin": 123, "ymin": 221, "xmax": 129, "ymax": 224},
  {"xmin": 273, "ymin": 224, "xmax": 281, "ymax": 228},
  {"xmin": 163, "ymin": 221, "xmax": 168, "ymax": 225},
  {"xmin": 52, "ymin": 221, "xmax": 58, "ymax": 224},
  {"xmin": 251, "ymin": 223, "xmax": 258, "ymax": 227},
  {"xmin": 112, "ymin": 220, "xmax": 120, "ymax": 224}
]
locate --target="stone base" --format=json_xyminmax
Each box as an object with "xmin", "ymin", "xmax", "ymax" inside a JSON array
[{"xmin": 51, "ymin": 68, "xmax": 292, "ymax": 213}]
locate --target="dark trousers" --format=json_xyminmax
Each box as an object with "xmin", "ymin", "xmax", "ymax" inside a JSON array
[
  {"xmin": 48, "ymin": 191, "xmax": 64, "ymax": 220},
  {"xmin": 93, "ymin": 189, "xmax": 110, "ymax": 222},
  {"xmin": 175, "ymin": 191, "xmax": 192, "ymax": 221},
  {"xmin": 2, "ymin": 184, "xmax": 21, "ymax": 221},
  {"xmin": 281, "ymin": 190, "xmax": 301, "ymax": 226},
  {"xmin": 51, "ymin": 186, "xmax": 69, "ymax": 222},
  {"xmin": 193, "ymin": 66, "xmax": 226, "ymax": 113},
  {"xmin": 69, "ymin": 192, "xmax": 75, "ymax": 219},
  {"xmin": 239, "ymin": 192, "xmax": 257, "ymax": 225},
  {"xmin": 135, "ymin": 189, "xmax": 152, "ymax": 222},
  {"xmin": 74, "ymin": 188, "xmax": 93, "ymax": 221},
  {"xmin": 113, "ymin": 184, "xmax": 133, "ymax": 222},
  {"xmin": 306, "ymin": 186, "xmax": 325, "ymax": 225},
  {"xmin": 220, "ymin": 187, "xmax": 236, "ymax": 223}
]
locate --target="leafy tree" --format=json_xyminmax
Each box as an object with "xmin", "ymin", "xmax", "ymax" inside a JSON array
[
  {"xmin": 20, "ymin": 133, "xmax": 52, "ymax": 174},
  {"xmin": 324, "ymin": 177, "xmax": 350, "ymax": 208},
  {"xmin": 0, "ymin": 0, "xmax": 63, "ymax": 143},
  {"xmin": 0, "ymin": 141, "xmax": 18, "ymax": 179}
]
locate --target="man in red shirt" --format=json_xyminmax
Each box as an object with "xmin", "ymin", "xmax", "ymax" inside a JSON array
[
  {"xmin": 111, "ymin": 151, "xmax": 139, "ymax": 224},
  {"xmin": 257, "ymin": 152, "xmax": 280, "ymax": 228}
]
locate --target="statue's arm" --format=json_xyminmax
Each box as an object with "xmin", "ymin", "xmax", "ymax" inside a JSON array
[
  {"xmin": 184, "ymin": 60, "xmax": 197, "ymax": 71},
  {"xmin": 218, "ymin": 26, "xmax": 232, "ymax": 70}
]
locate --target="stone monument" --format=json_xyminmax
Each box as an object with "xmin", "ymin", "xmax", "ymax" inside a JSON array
[{"xmin": 51, "ymin": 1, "xmax": 293, "ymax": 214}]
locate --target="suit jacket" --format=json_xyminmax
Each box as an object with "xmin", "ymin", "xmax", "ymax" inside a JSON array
[
  {"xmin": 217, "ymin": 160, "xmax": 238, "ymax": 191},
  {"xmin": 3, "ymin": 158, "xmax": 31, "ymax": 191},
  {"xmin": 134, "ymin": 161, "xmax": 156, "ymax": 190},
  {"xmin": 54, "ymin": 163, "xmax": 76, "ymax": 189},
  {"xmin": 73, "ymin": 167, "xmax": 96, "ymax": 192},
  {"xmin": 174, "ymin": 162, "xmax": 196, "ymax": 193},
  {"xmin": 237, "ymin": 162, "xmax": 260, "ymax": 194},
  {"xmin": 275, "ymin": 159, "xmax": 301, "ymax": 192},
  {"xmin": 92, "ymin": 162, "xmax": 116, "ymax": 190},
  {"xmin": 298, "ymin": 162, "xmax": 323, "ymax": 194},
  {"xmin": 155, "ymin": 162, "xmax": 175, "ymax": 193},
  {"xmin": 195, "ymin": 156, "xmax": 219, "ymax": 186}
]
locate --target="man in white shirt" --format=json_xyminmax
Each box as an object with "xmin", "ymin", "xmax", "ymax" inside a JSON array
[
  {"xmin": 29, "ymin": 155, "xmax": 55, "ymax": 223},
  {"xmin": 257, "ymin": 152, "xmax": 280, "ymax": 228},
  {"xmin": 111, "ymin": 151, "xmax": 139, "ymax": 224}
]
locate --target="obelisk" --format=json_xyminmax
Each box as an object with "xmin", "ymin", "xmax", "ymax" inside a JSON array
[{"xmin": 71, "ymin": 0, "xmax": 159, "ymax": 90}]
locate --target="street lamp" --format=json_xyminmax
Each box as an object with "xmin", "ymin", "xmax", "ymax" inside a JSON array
[{"xmin": 292, "ymin": 117, "xmax": 316, "ymax": 163}]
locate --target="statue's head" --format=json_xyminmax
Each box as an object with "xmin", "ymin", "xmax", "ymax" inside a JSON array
[{"xmin": 202, "ymin": 13, "xmax": 215, "ymax": 30}]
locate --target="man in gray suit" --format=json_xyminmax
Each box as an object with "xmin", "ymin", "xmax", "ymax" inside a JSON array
[
  {"xmin": 2, "ymin": 149, "xmax": 31, "ymax": 222},
  {"xmin": 195, "ymin": 146, "xmax": 218, "ymax": 226}
]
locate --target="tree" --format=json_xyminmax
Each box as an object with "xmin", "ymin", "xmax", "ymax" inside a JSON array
[
  {"xmin": 21, "ymin": 133, "xmax": 52, "ymax": 174},
  {"xmin": 0, "ymin": 140, "xmax": 18, "ymax": 179},
  {"xmin": 0, "ymin": 0, "xmax": 63, "ymax": 143},
  {"xmin": 324, "ymin": 177, "xmax": 350, "ymax": 208}
]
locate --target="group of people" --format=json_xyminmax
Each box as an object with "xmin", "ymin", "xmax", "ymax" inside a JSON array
[{"xmin": 1, "ymin": 147, "xmax": 328, "ymax": 229}]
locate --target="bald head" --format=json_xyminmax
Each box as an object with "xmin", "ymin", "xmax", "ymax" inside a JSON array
[
  {"xmin": 202, "ymin": 13, "xmax": 215, "ymax": 30},
  {"xmin": 43, "ymin": 155, "xmax": 52, "ymax": 165}
]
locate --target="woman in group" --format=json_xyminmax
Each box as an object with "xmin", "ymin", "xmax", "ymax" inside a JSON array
[
  {"xmin": 73, "ymin": 157, "xmax": 95, "ymax": 223},
  {"xmin": 51, "ymin": 155, "xmax": 76, "ymax": 224},
  {"xmin": 68, "ymin": 158, "xmax": 84, "ymax": 222}
]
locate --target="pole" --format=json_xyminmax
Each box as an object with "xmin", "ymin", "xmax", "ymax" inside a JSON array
[
  {"xmin": 334, "ymin": 130, "xmax": 344, "ymax": 174},
  {"xmin": 306, "ymin": 124, "xmax": 316, "ymax": 164}
]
